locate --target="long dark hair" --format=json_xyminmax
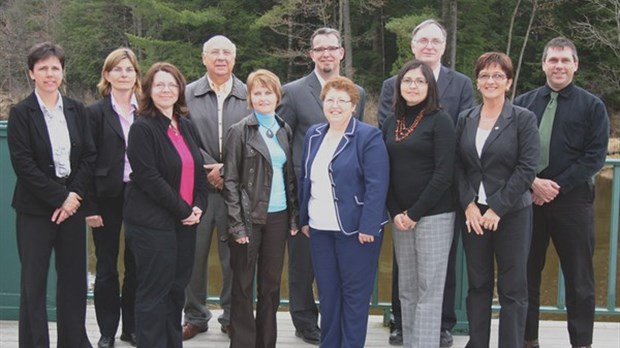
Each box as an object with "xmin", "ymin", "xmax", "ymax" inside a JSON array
[{"xmin": 393, "ymin": 60, "xmax": 441, "ymax": 118}]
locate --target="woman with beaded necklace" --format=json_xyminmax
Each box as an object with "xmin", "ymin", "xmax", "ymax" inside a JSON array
[{"xmin": 382, "ymin": 60, "xmax": 456, "ymax": 348}]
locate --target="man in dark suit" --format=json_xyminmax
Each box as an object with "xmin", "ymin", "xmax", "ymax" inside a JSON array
[
  {"xmin": 277, "ymin": 27, "xmax": 366, "ymax": 345},
  {"xmin": 515, "ymin": 37, "xmax": 609, "ymax": 348},
  {"xmin": 377, "ymin": 19, "xmax": 474, "ymax": 347}
]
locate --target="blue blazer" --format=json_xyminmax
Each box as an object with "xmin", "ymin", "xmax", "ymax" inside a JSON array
[{"xmin": 298, "ymin": 118, "xmax": 389, "ymax": 236}]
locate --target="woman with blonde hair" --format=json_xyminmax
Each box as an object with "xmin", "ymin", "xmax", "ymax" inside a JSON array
[{"xmin": 86, "ymin": 47, "xmax": 141, "ymax": 347}]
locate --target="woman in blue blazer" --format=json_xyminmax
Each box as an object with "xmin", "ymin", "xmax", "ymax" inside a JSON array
[
  {"xmin": 7, "ymin": 42, "xmax": 95, "ymax": 348},
  {"xmin": 298, "ymin": 76, "xmax": 389, "ymax": 348},
  {"xmin": 456, "ymin": 52, "xmax": 539, "ymax": 348}
]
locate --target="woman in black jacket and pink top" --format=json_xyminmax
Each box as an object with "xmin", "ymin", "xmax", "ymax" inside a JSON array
[{"xmin": 123, "ymin": 62, "xmax": 208, "ymax": 348}]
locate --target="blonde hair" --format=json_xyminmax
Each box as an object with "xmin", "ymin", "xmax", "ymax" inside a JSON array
[
  {"xmin": 246, "ymin": 69, "xmax": 282, "ymax": 109},
  {"xmin": 96, "ymin": 48, "xmax": 142, "ymax": 97}
]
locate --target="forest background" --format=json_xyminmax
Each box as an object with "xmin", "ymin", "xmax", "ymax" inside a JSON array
[{"xmin": 0, "ymin": 0, "xmax": 618, "ymax": 137}]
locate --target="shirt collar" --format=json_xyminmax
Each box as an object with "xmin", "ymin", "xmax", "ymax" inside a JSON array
[
  {"xmin": 34, "ymin": 89, "xmax": 63, "ymax": 113},
  {"xmin": 207, "ymin": 75, "xmax": 233, "ymax": 95},
  {"xmin": 110, "ymin": 93, "xmax": 138, "ymax": 114},
  {"xmin": 433, "ymin": 65, "xmax": 441, "ymax": 81},
  {"xmin": 314, "ymin": 69, "xmax": 327, "ymax": 87}
]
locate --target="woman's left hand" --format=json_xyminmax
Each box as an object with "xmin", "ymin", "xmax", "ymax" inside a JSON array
[
  {"xmin": 480, "ymin": 208, "xmax": 500, "ymax": 231},
  {"xmin": 358, "ymin": 232, "xmax": 375, "ymax": 244},
  {"xmin": 181, "ymin": 206, "xmax": 202, "ymax": 225}
]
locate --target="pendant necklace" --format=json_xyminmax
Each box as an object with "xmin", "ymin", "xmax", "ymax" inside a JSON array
[{"xmin": 259, "ymin": 119, "xmax": 277, "ymax": 138}]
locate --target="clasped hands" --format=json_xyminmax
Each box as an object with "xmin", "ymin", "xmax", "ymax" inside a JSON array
[
  {"xmin": 51, "ymin": 192, "xmax": 82, "ymax": 224},
  {"xmin": 465, "ymin": 203, "xmax": 500, "ymax": 235},
  {"xmin": 182, "ymin": 206, "xmax": 203, "ymax": 226},
  {"xmin": 531, "ymin": 177, "xmax": 560, "ymax": 206}
]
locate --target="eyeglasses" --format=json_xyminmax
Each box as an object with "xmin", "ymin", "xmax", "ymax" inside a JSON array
[
  {"xmin": 153, "ymin": 82, "xmax": 179, "ymax": 91},
  {"xmin": 110, "ymin": 66, "xmax": 136, "ymax": 74},
  {"xmin": 477, "ymin": 73, "xmax": 507, "ymax": 81},
  {"xmin": 401, "ymin": 78, "xmax": 428, "ymax": 88},
  {"xmin": 324, "ymin": 98, "xmax": 351, "ymax": 106},
  {"xmin": 205, "ymin": 49, "xmax": 234, "ymax": 58},
  {"xmin": 413, "ymin": 38, "xmax": 445, "ymax": 47},
  {"xmin": 311, "ymin": 46, "xmax": 341, "ymax": 54}
]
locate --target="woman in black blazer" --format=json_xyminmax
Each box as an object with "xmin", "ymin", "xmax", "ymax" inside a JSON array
[
  {"xmin": 123, "ymin": 62, "xmax": 208, "ymax": 348},
  {"xmin": 455, "ymin": 52, "xmax": 539, "ymax": 348},
  {"xmin": 7, "ymin": 42, "xmax": 95, "ymax": 347},
  {"xmin": 86, "ymin": 48, "xmax": 141, "ymax": 348}
]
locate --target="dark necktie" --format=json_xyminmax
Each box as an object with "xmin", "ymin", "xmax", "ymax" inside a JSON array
[{"xmin": 538, "ymin": 91, "xmax": 558, "ymax": 172}]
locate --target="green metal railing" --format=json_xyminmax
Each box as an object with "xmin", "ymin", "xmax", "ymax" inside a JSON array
[{"xmin": 1, "ymin": 120, "xmax": 618, "ymax": 324}]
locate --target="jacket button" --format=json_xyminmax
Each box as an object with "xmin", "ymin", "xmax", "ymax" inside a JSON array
[
  {"xmin": 248, "ymin": 182, "xmax": 253, "ymax": 187},
  {"xmin": 250, "ymin": 168, "xmax": 254, "ymax": 173}
]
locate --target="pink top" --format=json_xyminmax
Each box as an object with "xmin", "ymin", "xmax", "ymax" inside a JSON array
[{"xmin": 167, "ymin": 126, "xmax": 195, "ymax": 206}]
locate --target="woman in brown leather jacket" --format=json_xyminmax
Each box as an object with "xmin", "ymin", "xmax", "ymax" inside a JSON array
[{"xmin": 222, "ymin": 69, "xmax": 299, "ymax": 348}]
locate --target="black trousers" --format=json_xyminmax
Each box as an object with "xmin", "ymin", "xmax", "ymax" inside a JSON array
[
  {"xmin": 287, "ymin": 227, "xmax": 319, "ymax": 332},
  {"xmin": 92, "ymin": 193, "xmax": 136, "ymax": 337},
  {"xmin": 464, "ymin": 205, "xmax": 532, "ymax": 348},
  {"xmin": 125, "ymin": 222, "xmax": 196, "ymax": 348},
  {"xmin": 16, "ymin": 212, "xmax": 92, "ymax": 348},
  {"xmin": 229, "ymin": 211, "xmax": 289, "ymax": 348},
  {"xmin": 525, "ymin": 183, "xmax": 595, "ymax": 346}
]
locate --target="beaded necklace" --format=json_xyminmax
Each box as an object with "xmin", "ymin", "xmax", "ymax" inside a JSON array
[{"xmin": 395, "ymin": 111, "xmax": 425, "ymax": 142}]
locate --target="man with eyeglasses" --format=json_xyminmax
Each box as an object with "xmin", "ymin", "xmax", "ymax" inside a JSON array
[
  {"xmin": 514, "ymin": 37, "xmax": 608, "ymax": 348},
  {"xmin": 377, "ymin": 19, "xmax": 474, "ymax": 347},
  {"xmin": 277, "ymin": 27, "xmax": 366, "ymax": 345},
  {"xmin": 182, "ymin": 35, "xmax": 249, "ymax": 341}
]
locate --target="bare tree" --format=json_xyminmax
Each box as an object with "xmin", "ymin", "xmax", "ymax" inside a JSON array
[
  {"xmin": 341, "ymin": 0, "xmax": 353, "ymax": 78},
  {"xmin": 441, "ymin": 0, "xmax": 457, "ymax": 69},
  {"xmin": 506, "ymin": 0, "xmax": 523, "ymax": 56},
  {"xmin": 512, "ymin": 0, "xmax": 538, "ymax": 100}
]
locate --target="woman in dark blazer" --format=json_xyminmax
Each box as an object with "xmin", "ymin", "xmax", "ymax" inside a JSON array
[
  {"xmin": 298, "ymin": 76, "xmax": 389, "ymax": 348},
  {"xmin": 86, "ymin": 47, "xmax": 141, "ymax": 348},
  {"xmin": 222, "ymin": 69, "xmax": 298, "ymax": 348},
  {"xmin": 123, "ymin": 62, "xmax": 208, "ymax": 348},
  {"xmin": 7, "ymin": 42, "xmax": 95, "ymax": 348},
  {"xmin": 455, "ymin": 52, "xmax": 539, "ymax": 348},
  {"xmin": 382, "ymin": 60, "xmax": 457, "ymax": 348}
]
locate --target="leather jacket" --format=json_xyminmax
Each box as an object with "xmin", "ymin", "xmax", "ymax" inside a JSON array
[{"xmin": 222, "ymin": 113, "xmax": 299, "ymax": 240}]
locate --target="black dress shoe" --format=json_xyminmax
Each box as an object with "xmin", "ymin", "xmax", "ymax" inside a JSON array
[
  {"xmin": 120, "ymin": 332, "xmax": 137, "ymax": 347},
  {"xmin": 389, "ymin": 328, "xmax": 403, "ymax": 346},
  {"xmin": 440, "ymin": 329, "xmax": 453, "ymax": 347},
  {"xmin": 97, "ymin": 336, "xmax": 114, "ymax": 348},
  {"xmin": 295, "ymin": 327, "xmax": 321, "ymax": 345}
]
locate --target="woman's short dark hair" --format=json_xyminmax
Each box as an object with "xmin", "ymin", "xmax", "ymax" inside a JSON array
[
  {"xmin": 394, "ymin": 60, "xmax": 440, "ymax": 118},
  {"xmin": 474, "ymin": 52, "xmax": 514, "ymax": 80},
  {"xmin": 27, "ymin": 42, "xmax": 65, "ymax": 71},
  {"xmin": 138, "ymin": 62, "xmax": 188, "ymax": 117}
]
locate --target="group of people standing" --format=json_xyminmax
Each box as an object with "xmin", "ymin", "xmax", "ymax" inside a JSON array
[{"xmin": 7, "ymin": 17, "xmax": 609, "ymax": 348}]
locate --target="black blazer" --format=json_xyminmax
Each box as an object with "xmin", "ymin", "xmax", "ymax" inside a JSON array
[
  {"xmin": 7, "ymin": 92, "xmax": 96, "ymax": 216},
  {"xmin": 455, "ymin": 101, "xmax": 539, "ymax": 217},
  {"xmin": 86, "ymin": 95, "xmax": 130, "ymax": 214},
  {"xmin": 123, "ymin": 112, "xmax": 208, "ymax": 230}
]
